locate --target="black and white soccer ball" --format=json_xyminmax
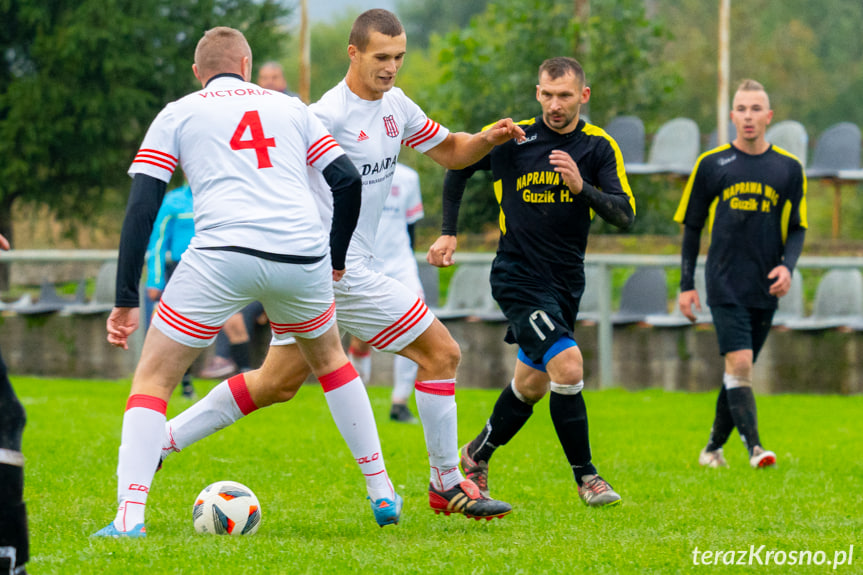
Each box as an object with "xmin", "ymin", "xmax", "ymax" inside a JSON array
[{"xmin": 192, "ymin": 480, "xmax": 261, "ymax": 535}]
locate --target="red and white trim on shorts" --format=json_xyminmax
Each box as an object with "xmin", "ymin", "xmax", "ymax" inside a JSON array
[
  {"xmin": 270, "ymin": 302, "xmax": 336, "ymax": 336},
  {"xmin": 156, "ymin": 302, "xmax": 222, "ymax": 341},
  {"xmin": 126, "ymin": 394, "xmax": 168, "ymax": 414},
  {"xmin": 319, "ymin": 363, "xmax": 360, "ymax": 393},
  {"xmin": 367, "ymin": 297, "xmax": 429, "ymax": 350},
  {"xmin": 415, "ymin": 379, "xmax": 456, "ymax": 396}
]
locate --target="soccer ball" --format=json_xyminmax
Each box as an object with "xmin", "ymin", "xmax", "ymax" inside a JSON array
[{"xmin": 192, "ymin": 480, "xmax": 261, "ymax": 535}]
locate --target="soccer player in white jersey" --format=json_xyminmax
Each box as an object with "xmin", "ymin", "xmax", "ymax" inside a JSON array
[
  {"xmin": 348, "ymin": 163, "xmax": 425, "ymax": 423},
  {"xmin": 93, "ymin": 26, "xmax": 404, "ymax": 537},
  {"xmin": 162, "ymin": 9, "xmax": 525, "ymax": 520}
]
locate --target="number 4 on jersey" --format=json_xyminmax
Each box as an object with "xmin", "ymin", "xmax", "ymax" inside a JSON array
[{"xmin": 230, "ymin": 111, "xmax": 276, "ymax": 168}]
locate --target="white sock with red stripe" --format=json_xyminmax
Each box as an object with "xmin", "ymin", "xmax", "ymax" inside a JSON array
[
  {"xmin": 113, "ymin": 394, "xmax": 167, "ymax": 531},
  {"xmin": 163, "ymin": 374, "xmax": 257, "ymax": 457},
  {"xmin": 348, "ymin": 346, "xmax": 372, "ymax": 384},
  {"xmin": 415, "ymin": 379, "xmax": 464, "ymax": 491},
  {"xmin": 320, "ymin": 363, "xmax": 394, "ymax": 502}
]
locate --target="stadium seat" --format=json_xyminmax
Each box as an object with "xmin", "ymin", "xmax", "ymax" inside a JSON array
[
  {"xmin": 784, "ymin": 268, "xmax": 863, "ymax": 331},
  {"xmin": 611, "ymin": 267, "xmax": 669, "ymax": 325},
  {"xmin": 772, "ymin": 268, "xmax": 804, "ymax": 327},
  {"xmin": 432, "ymin": 262, "xmax": 502, "ymax": 320},
  {"xmin": 705, "ymin": 121, "xmax": 737, "ymax": 151},
  {"xmin": 576, "ymin": 265, "xmax": 600, "ymax": 324},
  {"xmin": 766, "ymin": 120, "xmax": 809, "ymax": 166},
  {"xmin": 646, "ymin": 266, "xmax": 712, "ymax": 327},
  {"xmin": 604, "ymin": 115, "xmax": 647, "ymax": 169},
  {"xmin": 806, "ymin": 122, "xmax": 862, "ymax": 178},
  {"xmin": 12, "ymin": 280, "xmax": 70, "ymax": 316},
  {"xmin": 629, "ymin": 117, "xmax": 700, "ymax": 176},
  {"xmin": 64, "ymin": 261, "xmax": 117, "ymax": 315},
  {"xmin": 416, "ymin": 260, "xmax": 440, "ymax": 309}
]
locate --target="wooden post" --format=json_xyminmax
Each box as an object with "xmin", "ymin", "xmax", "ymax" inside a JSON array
[{"xmin": 832, "ymin": 180, "xmax": 842, "ymax": 239}]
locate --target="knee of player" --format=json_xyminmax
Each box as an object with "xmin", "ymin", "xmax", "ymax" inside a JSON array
[
  {"xmin": 427, "ymin": 336, "xmax": 461, "ymax": 374},
  {"xmin": 549, "ymin": 363, "xmax": 583, "ymax": 387}
]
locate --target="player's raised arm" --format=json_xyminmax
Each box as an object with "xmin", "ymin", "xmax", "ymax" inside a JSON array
[
  {"xmin": 426, "ymin": 157, "xmax": 489, "ymax": 268},
  {"xmin": 424, "ymin": 119, "xmax": 526, "ymax": 170}
]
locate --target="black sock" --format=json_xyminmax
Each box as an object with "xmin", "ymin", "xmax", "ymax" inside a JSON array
[
  {"xmin": 229, "ymin": 342, "xmax": 251, "ymax": 372},
  {"xmin": 727, "ymin": 387, "xmax": 761, "ymax": 454},
  {"xmin": 706, "ymin": 385, "xmax": 735, "ymax": 451},
  {"xmin": 549, "ymin": 391, "xmax": 596, "ymax": 486},
  {"xmin": 469, "ymin": 383, "xmax": 534, "ymax": 464}
]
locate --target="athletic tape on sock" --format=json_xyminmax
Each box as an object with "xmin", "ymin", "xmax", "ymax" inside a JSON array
[
  {"xmin": 510, "ymin": 380, "xmax": 538, "ymax": 405},
  {"xmin": 550, "ymin": 380, "xmax": 584, "ymax": 395},
  {"xmin": 0, "ymin": 449, "xmax": 23, "ymax": 467},
  {"xmin": 723, "ymin": 372, "xmax": 752, "ymax": 389}
]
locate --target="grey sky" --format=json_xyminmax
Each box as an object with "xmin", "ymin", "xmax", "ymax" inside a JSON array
[{"xmin": 306, "ymin": 0, "xmax": 398, "ymax": 22}]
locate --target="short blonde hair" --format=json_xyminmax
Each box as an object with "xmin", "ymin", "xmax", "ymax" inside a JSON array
[
  {"xmin": 194, "ymin": 27, "xmax": 252, "ymax": 80},
  {"xmin": 735, "ymin": 78, "xmax": 770, "ymax": 107}
]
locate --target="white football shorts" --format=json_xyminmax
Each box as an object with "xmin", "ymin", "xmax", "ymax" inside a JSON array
[
  {"xmin": 153, "ymin": 247, "xmax": 336, "ymax": 348},
  {"xmin": 273, "ymin": 256, "xmax": 433, "ymax": 352}
]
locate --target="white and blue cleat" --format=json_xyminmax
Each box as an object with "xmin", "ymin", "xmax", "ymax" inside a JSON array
[
  {"xmin": 368, "ymin": 493, "xmax": 403, "ymax": 527},
  {"xmin": 92, "ymin": 522, "xmax": 147, "ymax": 538}
]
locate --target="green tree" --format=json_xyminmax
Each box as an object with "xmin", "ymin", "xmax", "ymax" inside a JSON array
[
  {"xmin": 396, "ymin": 0, "xmax": 490, "ymax": 48},
  {"xmin": 402, "ymin": 0, "xmax": 678, "ymax": 235},
  {"xmin": 0, "ymin": 0, "xmax": 291, "ymax": 247}
]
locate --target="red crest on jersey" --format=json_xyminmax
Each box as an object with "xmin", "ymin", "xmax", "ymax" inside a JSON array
[{"xmin": 383, "ymin": 115, "xmax": 399, "ymax": 138}]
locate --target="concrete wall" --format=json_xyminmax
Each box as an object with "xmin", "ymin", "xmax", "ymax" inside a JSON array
[{"xmin": 1, "ymin": 312, "xmax": 860, "ymax": 395}]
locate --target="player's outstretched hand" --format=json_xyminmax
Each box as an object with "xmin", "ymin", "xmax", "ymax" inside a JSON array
[
  {"xmin": 333, "ymin": 268, "xmax": 346, "ymax": 282},
  {"xmin": 427, "ymin": 235, "xmax": 458, "ymax": 268},
  {"xmin": 0, "ymin": 233, "xmax": 9, "ymax": 251},
  {"xmin": 107, "ymin": 307, "xmax": 140, "ymax": 350},
  {"xmin": 767, "ymin": 265, "xmax": 792, "ymax": 297},
  {"xmin": 678, "ymin": 290, "xmax": 701, "ymax": 323},
  {"xmin": 482, "ymin": 118, "xmax": 526, "ymax": 146}
]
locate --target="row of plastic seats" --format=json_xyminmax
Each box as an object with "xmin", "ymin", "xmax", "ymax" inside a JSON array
[
  {"xmin": 0, "ymin": 261, "xmax": 116, "ymax": 316},
  {"xmin": 430, "ymin": 262, "xmax": 863, "ymax": 332},
  {"xmin": 603, "ymin": 115, "xmax": 862, "ymax": 180}
]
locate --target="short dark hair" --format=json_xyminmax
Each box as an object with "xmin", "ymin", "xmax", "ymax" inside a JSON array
[
  {"xmin": 349, "ymin": 9, "xmax": 404, "ymax": 51},
  {"xmin": 538, "ymin": 57, "xmax": 586, "ymax": 86}
]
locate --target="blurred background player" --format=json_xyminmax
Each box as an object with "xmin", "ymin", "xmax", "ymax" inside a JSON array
[
  {"xmin": 257, "ymin": 60, "xmax": 298, "ymax": 97},
  {"xmin": 348, "ymin": 163, "xmax": 424, "ymax": 423},
  {"xmin": 675, "ymin": 79, "xmax": 806, "ymax": 469},
  {"xmin": 428, "ymin": 57, "xmax": 635, "ymax": 508},
  {"xmin": 0, "ymin": 233, "xmax": 29, "ymax": 574}
]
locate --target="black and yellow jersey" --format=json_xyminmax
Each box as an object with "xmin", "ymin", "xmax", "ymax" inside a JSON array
[
  {"xmin": 443, "ymin": 116, "xmax": 635, "ymax": 293},
  {"xmin": 674, "ymin": 143, "xmax": 807, "ymax": 308}
]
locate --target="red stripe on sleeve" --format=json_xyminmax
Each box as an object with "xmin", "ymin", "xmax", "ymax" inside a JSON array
[
  {"xmin": 126, "ymin": 394, "xmax": 168, "ymax": 414},
  {"xmin": 319, "ymin": 363, "xmax": 360, "ymax": 392},
  {"xmin": 227, "ymin": 374, "xmax": 258, "ymax": 416}
]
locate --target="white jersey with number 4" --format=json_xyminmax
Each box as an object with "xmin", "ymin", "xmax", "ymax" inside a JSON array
[
  {"xmin": 129, "ymin": 75, "xmax": 345, "ymax": 258},
  {"xmin": 309, "ymin": 81, "xmax": 448, "ymax": 264}
]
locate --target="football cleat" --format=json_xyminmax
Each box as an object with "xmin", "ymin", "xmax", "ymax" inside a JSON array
[
  {"xmin": 91, "ymin": 522, "xmax": 147, "ymax": 538},
  {"xmin": 389, "ymin": 403, "xmax": 418, "ymax": 424},
  {"xmin": 699, "ymin": 447, "xmax": 729, "ymax": 468},
  {"xmin": 428, "ymin": 479, "xmax": 511, "ymax": 520},
  {"xmin": 578, "ymin": 475, "xmax": 622, "ymax": 507},
  {"xmin": 368, "ymin": 493, "xmax": 403, "ymax": 527},
  {"xmin": 749, "ymin": 446, "xmax": 776, "ymax": 468},
  {"xmin": 459, "ymin": 443, "xmax": 490, "ymax": 498}
]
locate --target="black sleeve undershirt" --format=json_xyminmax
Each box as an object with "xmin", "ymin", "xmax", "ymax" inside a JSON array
[
  {"xmin": 115, "ymin": 173, "xmax": 167, "ymax": 307},
  {"xmin": 680, "ymin": 224, "xmax": 702, "ymax": 291},
  {"xmin": 441, "ymin": 156, "xmax": 490, "ymax": 236},
  {"xmin": 323, "ymin": 155, "xmax": 362, "ymax": 270},
  {"xmin": 577, "ymin": 183, "xmax": 635, "ymax": 230},
  {"xmin": 782, "ymin": 227, "xmax": 806, "ymax": 273}
]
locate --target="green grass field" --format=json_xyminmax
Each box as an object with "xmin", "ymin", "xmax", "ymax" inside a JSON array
[{"xmin": 15, "ymin": 376, "xmax": 862, "ymax": 574}]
